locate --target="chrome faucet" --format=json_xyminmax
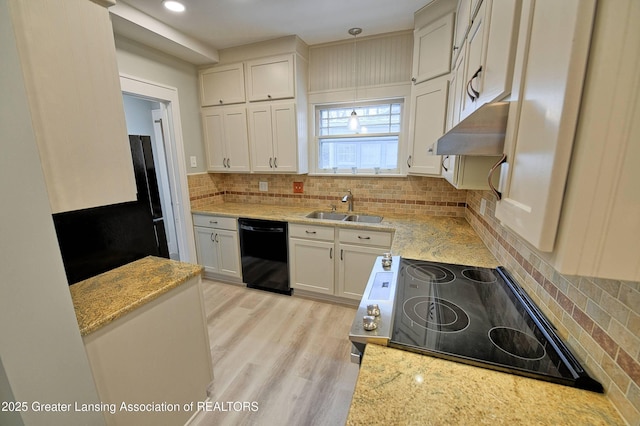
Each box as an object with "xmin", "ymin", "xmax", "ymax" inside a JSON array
[{"xmin": 342, "ymin": 189, "xmax": 354, "ymax": 212}]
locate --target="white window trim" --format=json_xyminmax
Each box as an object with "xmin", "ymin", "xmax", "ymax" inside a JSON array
[{"xmin": 307, "ymin": 83, "xmax": 412, "ymax": 177}]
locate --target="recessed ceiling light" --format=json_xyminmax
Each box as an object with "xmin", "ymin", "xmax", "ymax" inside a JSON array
[{"xmin": 163, "ymin": 0, "xmax": 185, "ymax": 12}]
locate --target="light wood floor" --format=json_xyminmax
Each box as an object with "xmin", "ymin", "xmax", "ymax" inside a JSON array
[{"xmin": 190, "ymin": 280, "xmax": 360, "ymax": 426}]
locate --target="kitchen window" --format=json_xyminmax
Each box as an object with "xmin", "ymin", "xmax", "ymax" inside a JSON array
[{"xmin": 315, "ymin": 101, "xmax": 403, "ymax": 174}]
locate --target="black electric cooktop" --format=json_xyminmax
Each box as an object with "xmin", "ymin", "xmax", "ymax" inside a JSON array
[{"xmin": 390, "ymin": 259, "xmax": 603, "ymax": 392}]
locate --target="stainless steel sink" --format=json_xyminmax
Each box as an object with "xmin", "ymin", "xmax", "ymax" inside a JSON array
[
  {"xmin": 305, "ymin": 211, "xmax": 383, "ymax": 223},
  {"xmin": 345, "ymin": 214, "xmax": 383, "ymax": 223},
  {"xmin": 306, "ymin": 211, "xmax": 349, "ymax": 220}
]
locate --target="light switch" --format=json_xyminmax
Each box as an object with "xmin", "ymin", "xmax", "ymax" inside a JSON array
[{"xmin": 190, "ymin": 156, "xmax": 197, "ymax": 168}]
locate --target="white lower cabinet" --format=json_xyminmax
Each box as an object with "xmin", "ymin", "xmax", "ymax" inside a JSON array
[
  {"xmin": 193, "ymin": 215, "xmax": 242, "ymax": 280},
  {"xmin": 289, "ymin": 224, "xmax": 336, "ymax": 295},
  {"xmin": 289, "ymin": 224, "xmax": 392, "ymax": 301}
]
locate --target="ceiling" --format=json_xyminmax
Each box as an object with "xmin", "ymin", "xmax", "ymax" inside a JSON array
[{"xmin": 117, "ymin": 0, "xmax": 431, "ymax": 51}]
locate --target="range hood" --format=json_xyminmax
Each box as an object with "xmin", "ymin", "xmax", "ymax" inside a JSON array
[{"xmin": 437, "ymin": 101, "xmax": 509, "ymax": 156}]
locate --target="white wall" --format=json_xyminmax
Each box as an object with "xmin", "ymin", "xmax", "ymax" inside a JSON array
[
  {"xmin": 0, "ymin": 0, "xmax": 104, "ymax": 424},
  {"xmin": 115, "ymin": 35, "xmax": 206, "ymax": 173}
]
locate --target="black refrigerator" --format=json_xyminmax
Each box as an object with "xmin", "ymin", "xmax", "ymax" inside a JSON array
[
  {"xmin": 52, "ymin": 135, "xmax": 169, "ymax": 284},
  {"xmin": 129, "ymin": 134, "xmax": 170, "ymax": 259}
]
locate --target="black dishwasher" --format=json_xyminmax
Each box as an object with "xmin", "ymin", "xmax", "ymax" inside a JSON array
[{"xmin": 238, "ymin": 218, "xmax": 291, "ymax": 295}]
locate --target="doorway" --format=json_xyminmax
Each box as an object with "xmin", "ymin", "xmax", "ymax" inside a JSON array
[
  {"xmin": 119, "ymin": 74, "xmax": 197, "ymax": 264},
  {"xmin": 123, "ymin": 95, "xmax": 179, "ymax": 259}
]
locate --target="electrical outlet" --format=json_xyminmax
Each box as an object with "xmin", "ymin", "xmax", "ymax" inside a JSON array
[
  {"xmin": 259, "ymin": 181, "xmax": 268, "ymax": 192},
  {"xmin": 190, "ymin": 156, "xmax": 197, "ymax": 168},
  {"xmin": 293, "ymin": 182, "xmax": 304, "ymax": 193},
  {"xmin": 480, "ymin": 198, "xmax": 487, "ymax": 216}
]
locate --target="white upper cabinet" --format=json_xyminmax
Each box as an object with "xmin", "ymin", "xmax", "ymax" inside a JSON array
[
  {"xmin": 248, "ymin": 102, "xmax": 300, "ymax": 173},
  {"xmin": 495, "ymin": 0, "xmax": 596, "ymax": 252},
  {"xmin": 407, "ymin": 76, "xmax": 448, "ymax": 176},
  {"xmin": 9, "ymin": 0, "xmax": 137, "ymax": 213},
  {"xmin": 199, "ymin": 63, "xmax": 246, "ymax": 106},
  {"xmin": 460, "ymin": 0, "xmax": 521, "ymax": 120},
  {"xmin": 412, "ymin": 13, "xmax": 454, "ymax": 85},
  {"xmin": 245, "ymin": 54, "xmax": 295, "ymax": 101},
  {"xmin": 201, "ymin": 106, "xmax": 251, "ymax": 173},
  {"xmin": 452, "ymin": 0, "xmax": 472, "ymax": 66},
  {"xmin": 546, "ymin": 0, "xmax": 640, "ymax": 281}
]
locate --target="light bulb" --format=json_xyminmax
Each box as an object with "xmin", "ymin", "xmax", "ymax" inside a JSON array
[
  {"xmin": 348, "ymin": 110, "xmax": 360, "ymax": 131},
  {"xmin": 163, "ymin": 1, "xmax": 185, "ymax": 12}
]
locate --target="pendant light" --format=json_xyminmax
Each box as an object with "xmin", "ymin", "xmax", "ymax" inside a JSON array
[{"xmin": 348, "ymin": 27, "xmax": 362, "ymax": 132}]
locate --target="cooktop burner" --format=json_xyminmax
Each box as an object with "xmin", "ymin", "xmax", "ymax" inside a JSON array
[
  {"xmin": 406, "ymin": 262, "xmax": 456, "ymax": 284},
  {"xmin": 403, "ymin": 296, "xmax": 469, "ymax": 333},
  {"xmin": 389, "ymin": 259, "xmax": 603, "ymax": 392}
]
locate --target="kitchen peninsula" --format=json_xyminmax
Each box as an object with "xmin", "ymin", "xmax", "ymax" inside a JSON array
[{"xmin": 69, "ymin": 256, "xmax": 212, "ymax": 426}]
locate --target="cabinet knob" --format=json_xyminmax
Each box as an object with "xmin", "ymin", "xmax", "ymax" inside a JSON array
[
  {"xmin": 267, "ymin": 94, "xmax": 272, "ymax": 99},
  {"xmin": 219, "ymin": 99, "xmax": 223, "ymax": 104},
  {"xmin": 411, "ymin": 77, "xmax": 416, "ymax": 83}
]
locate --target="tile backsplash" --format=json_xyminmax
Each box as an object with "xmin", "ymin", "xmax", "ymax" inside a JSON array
[
  {"xmin": 188, "ymin": 173, "xmax": 467, "ymax": 217},
  {"xmin": 187, "ymin": 172, "xmax": 639, "ymax": 424},
  {"xmin": 466, "ymin": 190, "xmax": 640, "ymax": 426}
]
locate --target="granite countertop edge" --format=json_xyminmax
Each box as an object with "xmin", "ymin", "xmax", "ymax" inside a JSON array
[{"xmin": 70, "ymin": 256, "xmax": 203, "ymax": 336}]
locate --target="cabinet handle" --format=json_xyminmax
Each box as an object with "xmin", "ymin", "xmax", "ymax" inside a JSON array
[
  {"xmin": 215, "ymin": 233, "xmax": 219, "ymax": 243},
  {"xmin": 488, "ymin": 154, "xmax": 507, "ymax": 200},
  {"xmin": 226, "ymin": 158, "xmax": 231, "ymax": 168},
  {"xmin": 329, "ymin": 247, "xmax": 333, "ymax": 259},
  {"xmin": 466, "ymin": 65, "xmax": 482, "ymax": 102},
  {"xmin": 209, "ymin": 220, "xmax": 218, "ymax": 224},
  {"xmin": 274, "ymin": 157, "xmax": 278, "ymax": 168},
  {"xmin": 407, "ymin": 155, "xmax": 412, "ymax": 168},
  {"xmin": 269, "ymin": 157, "xmax": 273, "ymax": 168},
  {"xmin": 357, "ymin": 235, "xmax": 371, "ymax": 240},
  {"xmin": 340, "ymin": 249, "xmax": 344, "ymax": 261},
  {"xmin": 210, "ymin": 233, "xmax": 215, "ymax": 242},
  {"xmin": 442, "ymin": 155, "xmax": 449, "ymax": 172},
  {"xmin": 305, "ymin": 230, "xmax": 317, "ymax": 234}
]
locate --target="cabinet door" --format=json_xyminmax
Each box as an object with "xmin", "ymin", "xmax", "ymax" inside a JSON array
[
  {"xmin": 201, "ymin": 108, "xmax": 227, "ymax": 172},
  {"xmin": 407, "ymin": 76, "xmax": 448, "ymax": 176},
  {"xmin": 452, "ymin": 0, "xmax": 472, "ymax": 65},
  {"xmin": 479, "ymin": 0, "xmax": 521, "ymax": 104},
  {"xmin": 194, "ymin": 226, "xmax": 220, "ymax": 274},
  {"xmin": 448, "ymin": 48, "xmax": 466, "ymax": 131},
  {"xmin": 222, "ymin": 107, "xmax": 251, "ymax": 172},
  {"xmin": 216, "ymin": 229, "xmax": 242, "ymax": 279},
  {"xmin": 246, "ymin": 55, "xmax": 295, "ymax": 101},
  {"xmin": 248, "ymin": 105, "xmax": 274, "ymax": 172},
  {"xmin": 338, "ymin": 244, "xmax": 388, "ymax": 300},
  {"xmin": 441, "ymin": 155, "xmax": 457, "ymax": 186},
  {"xmin": 495, "ymin": 0, "xmax": 596, "ymax": 251},
  {"xmin": 460, "ymin": 1, "xmax": 487, "ymax": 121},
  {"xmin": 289, "ymin": 238, "xmax": 335, "ymax": 295},
  {"xmin": 270, "ymin": 103, "xmax": 298, "ymax": 172},
  {"xmin": 199, "ymin": 63, "xmax": 245, "ymax": 106},
  {"xmin": 412, "ymin": 14, "xmax": 454, "ymax": 84}
]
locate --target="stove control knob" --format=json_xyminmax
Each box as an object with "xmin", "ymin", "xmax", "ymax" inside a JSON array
[
  {"xmin": 363, "ymin": 315, "xmax": 377, "ymax": 331},
  {"xmin": 367, "ymin": 304, "xmax": 380, "ymax": 317}
]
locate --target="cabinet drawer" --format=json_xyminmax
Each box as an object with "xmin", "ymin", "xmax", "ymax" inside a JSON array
[
  {"xmin": 192, "ymin": 214, "xmax": 237, "ymax": 231},
  {"xmin": 289, "ymin": 223, "xmax": 334, "ymax": 241},
  {"xmin": 338, "ymin": 228, "xmax": 391, "ymax": 247}
]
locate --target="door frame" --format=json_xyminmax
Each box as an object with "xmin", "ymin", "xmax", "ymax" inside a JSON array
[{"xmin": 119, "ymin": 73, "xmax": 196, "ymax": 263}]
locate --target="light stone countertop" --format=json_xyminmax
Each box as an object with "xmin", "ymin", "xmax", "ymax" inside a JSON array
[
  {"xmin": 193, "ymin": 202, "xmax": 622, "ymax": 425},
  {"xmin": 69, "ymin": 256, "xmax": 203, "ymax": 336},
  {"xmin": 347, "ymin": 344, "xmax": 624, "ymax": 426},
  {"xmin": 192, "ymin": 202, "xmax": 498, "ymax": 268}
]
